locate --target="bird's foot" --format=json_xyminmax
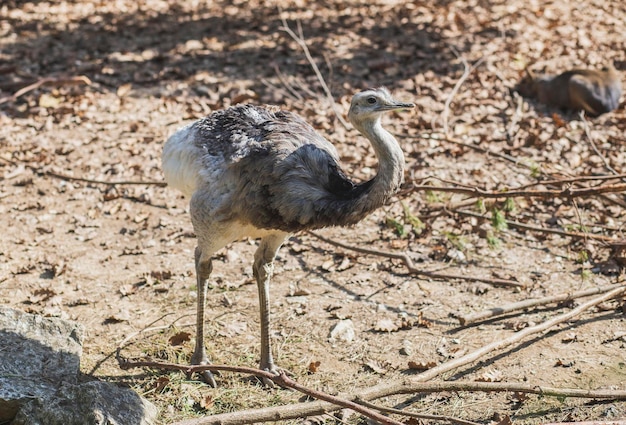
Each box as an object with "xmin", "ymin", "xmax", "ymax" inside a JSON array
[
  {"xmin": 190, "ymin": 352, "xmax": 218, "ymax": 388},
  {"xmin": 258, "ymin": 362, "xmax": 292, "ymax": 388}
]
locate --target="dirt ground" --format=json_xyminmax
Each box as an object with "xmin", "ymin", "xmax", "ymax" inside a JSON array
[{"xmin": 1, "ymin": 1, "xmax": 625, "ymax": 424}]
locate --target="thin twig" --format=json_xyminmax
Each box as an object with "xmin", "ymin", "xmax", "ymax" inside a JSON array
[
  {"xmin": 44, "ymin": 170, "xmax": 167, "ymax": 186},
  {"xmin": 0, "ymin": 75, "xmax": 92, "ymax": 105},
  {"xmin": 307, "ymin": 231, "xmax": 525, "ymax": 288},
  {"xmin": 454, "ymin": 209, "xmax": 616, "ymax": 242},
  {"xmin": 118, "ymin": 357, "xmax": 403, "ymax": 425},
  {"xmin": 143, "ymin": 292, "xmax": 626, "ymax": 425},
  {"xmin": 543, "ymin": 421, "xmax": 626, "ymax": 425},
  {"xmin": 0, "ymin": 157, "xmax": 166, "ymax": 186},
  {"xmin": 458, "ymin": 282, "xmax": 626, "ymax": 325},
  {"xmin": 279, "ymin": 16, "xmax": 349, "ymax": 128},
  {"xmin": 411, "ymin": 286, "xmax": 626, "ymax": 382},
  {"xmin": 408, "ymin": 182, "xmax": 626, "ymax": 199},
  {"xmin": 441, "ymin": 52, "xmax": 485, "ymax": 136},
  {"xmin": 411, "ymin": 133, "xmax": 529, "ymax": 167},
  {"xmin": 580, "ymin": 111, "xmax": 622, "ymax": 178},
  {"xmin": 512, "ymin": 173, "xmax": 626, "ymax": 190},
  {"xmin": 119, "ymin": 357, "xmax": 626, "ymax": 425},
  {"xmin": 356, "ymin": 399, "xmax": 482, "ymax": 425}
]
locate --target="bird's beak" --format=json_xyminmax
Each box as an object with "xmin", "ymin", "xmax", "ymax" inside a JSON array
[{"xmin": 378, "ymin": 101, "xmax": 415, "ymax": 111}]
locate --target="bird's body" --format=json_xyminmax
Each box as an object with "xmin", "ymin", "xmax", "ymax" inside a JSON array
[{"xmin": 162, "ymin": 88, "xmax": 413, "ymax": 386}]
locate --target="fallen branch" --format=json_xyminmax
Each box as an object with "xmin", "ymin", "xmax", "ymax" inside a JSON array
[
  {"xmin": 44, "ymin": 170, "xmax": 166, "ymax": 186},
  {"xmin": 118, "ymin": 357, "xmax": 403, "ymax": 425},
  {"xmin": 408, "ymin": 182, "xmax": 626, "ymax": 200},
  {"xmin": 307, "ymin": 231, "xmax": 525, "ymax": 288},
  {"xmin": 580, "ymin": 112, "xmax": 622, "ymax": 178},
  {"xmin": 412, "ymin": 133, "xmax": 524, "ymax": 167},
  {"xmin": 0, "ymin": 75, "xmax": 92, "ymax": 105},
  {"xmin": 441, "ymin": 51, "xmax": 485, "ymax": 136},
  {"xmin": 279, "ymin": 16, "xmax": 349, "ymax": 129},
  {"xmin": 411, "ymin": 285, "xmax": 626, "ymax": 381},
  {"xmin": 120, "ymin": 357, "xmax": 626, "ymax": 425},
  {"xmin": 0, "ymin": 157, "xmax": 166, "ymax": 186},
  {"xmin": 458, "ymin": 282, "xmax": 626, "ymax": 325},
  {"xmin": 156, "ymin": 286, "xmax": 626, "ymax": 424},
  {"xmin": 454, "ymin": 209, "xmax": 617, "ymax": 243},
  {"xmin": 356, "ymin": 399, "xmax": 483, "ymax": 425},
  {"xmin": 543, "ymin": 421, "xmax": 626, "ymax": 425}
]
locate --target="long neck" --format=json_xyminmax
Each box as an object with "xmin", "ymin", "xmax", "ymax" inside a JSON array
[
  {"xmin": 331, "ymin": 116, "xmax": 405, "ymax": 225},
  {"xmin": 357, "ymin": 116, "xmax": 405, "ymax": 197}
]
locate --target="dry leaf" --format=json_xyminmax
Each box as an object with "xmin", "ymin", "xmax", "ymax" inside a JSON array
[
  {"xmin": 561, "ymin": 332, "xmax": 578, "ymax": 343},
  {"xmin": 103, "ymin": 309, "xmax": 130, "ymax": 324},
  {"xmin": 150, "ymin": 270, "xmax": 172, "ymax": 281},
  {"xmin": 308, "ymin": 361, "xmax": 321, "ymax": 373},
  {"xmin": 476, "ymin": 368, "xmax": 504, "ymax": 382},
  {"xmin": 413, "ymin": 311, "xmax": 432, "ymax": 328},
  {"xmin": 374, "ymin": 318, "xmax": 399, "ymax": 332},
  {"xmin": 408, "ymin": 360, "xmax": 437, "ymax": 371},
  {"xmin": 199, "ymin": 394, "xmax": 214, "ymax": 409},
  {"xmin": 551, "ymin": 112, "xmax": 566, "ymax": 127},
  {"xmin": 217, "ymin": 321, "xmax": 247, "ymax": 338},
  {"xmin": 510, "ymin": 391, "xmax": 530, "ymax": 405},
  {"xmin": 363, "ymin": 359, "xmax": 388, "ymax": 375},
  {"xmin": 555, "ymin": 359, "xmax": 575, "ymax": 368},
  {"xmin": 27, "ymin": 288, "xmax": 57, "ymax": 304},
  {"xmin": 39, "ymin": 93, "xmax": 63, "ymax": 108},
  {"xmin": 118, "ymin": 284, "xmax": 136, "ymax": 296},
  {"xmin": 321, "ymin": 259, "xmax": 335, "ymax": 272},
  {"xmin": 493, "ymin": 413, "xmax": 513, "ymax": 425},
  {"xmin": 169, "ymin": 331, "xmax": 191, "ymax": 346},
  {"xmin": 116, "ymin": 83, "xmax": 133, "ymax": 97},
  {"xmin": 154, "ymin": 376, "xmax": 170, "ymax": 392}
]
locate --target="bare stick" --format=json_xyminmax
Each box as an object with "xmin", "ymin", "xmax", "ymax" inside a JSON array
[
  {"xmin": 511, "ymin": 173, "xmax": 626, "ymax": 190},
  {"xmin": 458, "ymin": 282, "xmax": 626, "ymax": 325},
  {"xmin": 307, "ymin": 231, "xmax": 525, "ymax": 288},
  {"xmin": 454, "ymin": 209, "xmax": 616, "ymax": 242},
  {"xmin": 543, "ymin": 421, "xmax": 626, "ymax": 425},
  {"xmin": 410, "ymin": 286, "xmax": 626, "ymax": 382},
  {"xmin": 44, "ymin": 170, "xmax": 167, "ymax": 186},
  {"xmin": 356, "ymin": 399, "xmax": 483, "ymax": 425},
  {"xmin": 408, "ymin": 182, "xmax": 626, "ymax": 200},
  {"xmin": 441, "ymin": 52, "xmax": 485, "ymax": 136},
  {"xmin": 118, "ymin": 357, "xmax": 403, "ymax": 425},
  {"xmin": 0, "ymin": 75, "xmax": 92, "ymax": 105},
  {"xmin": 0, "ymin": 157, "xmax": 166, "ymax": 186},
  {"xmin": 279, "ymin": 17, "xmax": 349, "ymax": 128},
  {"xmin": 580, "ymin": 111, "xmax": 621, "ymax": 177},
  {"xmin": 412, "ymin": 133, "xmax": 531, "ymax": 167},
  {"xmin": 120, "ymin": 354, "xmax": 626, "ymax": 425}
]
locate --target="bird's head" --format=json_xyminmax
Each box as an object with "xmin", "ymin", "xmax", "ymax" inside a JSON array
[{"xmin": 348, "ymin": 87, "xmax": 415, "ymax": 127}]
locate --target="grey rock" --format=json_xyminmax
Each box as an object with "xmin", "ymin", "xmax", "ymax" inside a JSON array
[
  {"xmin": 0, "ymin": 308, "xmax": 158, "ymax": 424},
  {"xmin": 12, "ymin": 381, "xmax": 158, "ymax": 425},
  {"xmin": 0, "ymin": 307, "xmax": 83, "ymax": 422}
]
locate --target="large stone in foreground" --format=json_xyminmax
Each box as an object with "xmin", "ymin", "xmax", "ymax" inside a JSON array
[
  {"xmin": 12, "ymin": 381, "xmax": 158, "ymax": 425},
  {"xmin": 0, "ymin": 306, "xmax": 83, "ymax": 422},
  {"xmin": 0, "ymin": 307, "xmax": 157, "ymax": 424}
]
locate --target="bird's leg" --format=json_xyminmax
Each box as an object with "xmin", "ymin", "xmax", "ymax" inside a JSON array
[
  {"xmin": 252, "ymin": 233, "xmax": 287, "ymax": 387},
  {"xmin": 190, "ymin": 246, "xmax": 217, "ymax": 387}
]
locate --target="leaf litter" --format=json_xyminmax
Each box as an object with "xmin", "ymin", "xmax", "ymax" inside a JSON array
[{"xmin": 1, "ymin": 0, "xmax": 625, "ymax": 423}]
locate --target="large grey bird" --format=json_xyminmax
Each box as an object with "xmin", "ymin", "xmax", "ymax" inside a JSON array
[{"xmin": 162, "ymin": 87, "xmax": 414, "ymax": 386}]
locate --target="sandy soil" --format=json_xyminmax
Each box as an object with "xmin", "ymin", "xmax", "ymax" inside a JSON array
[{"xmin": 1, "ymin": 1, "xmax": 625, "ymax": 424}]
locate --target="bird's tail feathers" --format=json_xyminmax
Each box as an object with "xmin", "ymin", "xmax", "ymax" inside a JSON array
[{"xmin": 162, "ymin": 123, "xmax": 203, "ymax": 197}]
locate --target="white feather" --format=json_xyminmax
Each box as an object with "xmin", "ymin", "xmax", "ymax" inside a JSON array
[{"xmin": 162, "ymin": 123, "xmax": 204, "ymax": 197}]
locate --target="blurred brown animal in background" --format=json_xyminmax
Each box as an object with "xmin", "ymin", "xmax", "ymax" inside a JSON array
[{"xmin": 514, "ymin": 64, "xmax": 622, "ymax": 117}]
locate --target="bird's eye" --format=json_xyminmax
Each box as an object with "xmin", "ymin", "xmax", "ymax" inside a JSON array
[{"xmin": 366, "ymin": 96, "xmax": 377, "ymax": 104}]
